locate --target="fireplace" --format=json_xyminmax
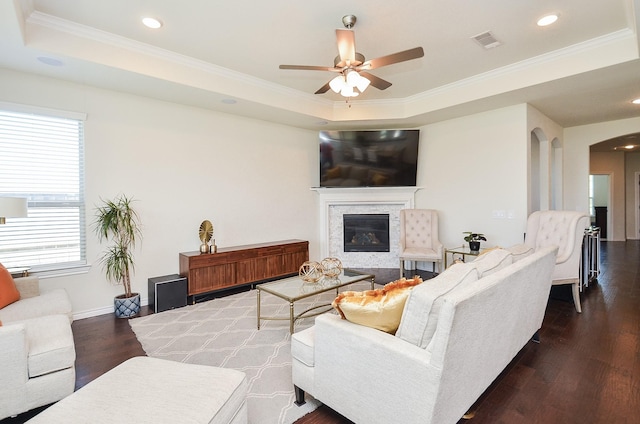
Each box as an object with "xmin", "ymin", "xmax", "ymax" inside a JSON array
[
  {"xmin": 343, "ymin": 214, "xmax": 390, "ymax": 253},
  {"xmin": 314, "ymin": 186, "xmax": 418, "ymax": 268}
]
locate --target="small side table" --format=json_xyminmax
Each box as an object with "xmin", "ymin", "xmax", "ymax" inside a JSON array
[{"xmin": 444, "ymin": 246, "xmax": 488, "ymax": 268}]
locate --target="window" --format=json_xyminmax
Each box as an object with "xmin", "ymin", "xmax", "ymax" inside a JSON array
[{"xmin": 0, "ymin": 105, "xmax": 86, "ymax": 273}]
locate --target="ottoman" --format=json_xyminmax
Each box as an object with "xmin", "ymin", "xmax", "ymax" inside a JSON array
[{"xmin": 26, "ymin": 356, "xmax": 247, "ymax": 424}]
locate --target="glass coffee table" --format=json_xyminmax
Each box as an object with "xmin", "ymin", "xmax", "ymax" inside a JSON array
[{"xmin": 256, "ymin": 269, "xmax": 375, "ymax": 333}]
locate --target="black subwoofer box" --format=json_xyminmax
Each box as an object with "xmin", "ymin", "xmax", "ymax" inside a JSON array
[{"xmin": 148, "ymin": 274, "xmax": 187, "ymax": 313}]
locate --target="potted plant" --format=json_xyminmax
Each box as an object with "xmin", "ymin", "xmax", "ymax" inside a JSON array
[
  {"xmin": 93, "ymin": 194, "xmax": 142, "ymax": 318},
  {"xmin": 463, "ymin": 232, "xmax": 486, "ymax": 252}
]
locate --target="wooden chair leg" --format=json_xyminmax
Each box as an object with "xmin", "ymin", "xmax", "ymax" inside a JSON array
[{"xmin": 400, "ymin": 259, "xmax": 404, "ymax": 278}]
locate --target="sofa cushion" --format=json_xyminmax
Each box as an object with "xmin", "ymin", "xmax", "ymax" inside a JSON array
[
  {"xmin": 291, "ymin": 326, "xmax": 315, "ymax": 367},
  {"xmin": 471, "ymin": 248, "xmax": 513, "ymax": 277},
  {"xmin": 507, "ymin": 243, "xmax": 535, "ymax": 262},
  {"xmin": 332, "ymin": 277, "xmax": 423, "ymax": 333},
  {"xmin": 396, "ymin": 262, "xmax": 478, "ymax": 348},
  {"xmin": 0, "ymin": 264, "xmax": 20, "ymax": 309},
  {"xmin": 0, "ymin": 288, "xmax": 73, "ymax": 324},
  {"xmin": 22, "ymin": 314, "xmax": 75, "ymax": 378}
]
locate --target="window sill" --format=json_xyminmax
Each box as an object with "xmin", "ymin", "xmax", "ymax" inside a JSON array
[{"xmin": 34, "ymin": 264, "xmax": 91, "ymax": 279}]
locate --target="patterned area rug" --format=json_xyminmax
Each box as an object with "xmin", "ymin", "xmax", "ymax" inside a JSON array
[{"xmin": 129, "ymin": 281, "xmax": 372, "ymax": 424}]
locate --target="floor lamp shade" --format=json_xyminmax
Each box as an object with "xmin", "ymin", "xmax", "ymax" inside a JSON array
[{"xmin": 0, "ymin": 197, "xmax": 28, "ymax": 224}]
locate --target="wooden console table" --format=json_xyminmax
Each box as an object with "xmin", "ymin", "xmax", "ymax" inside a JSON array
[{"xmin": 179, "ymin": 239, "xmax": 309, "ymax": 300}]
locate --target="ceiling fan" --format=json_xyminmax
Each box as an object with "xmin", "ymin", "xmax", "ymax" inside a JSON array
[{"xmin": 279, "ymin": 15, "xmax": 424, "ymax": 98}]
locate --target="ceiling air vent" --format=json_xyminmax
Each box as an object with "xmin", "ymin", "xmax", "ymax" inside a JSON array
[{"xmin": 471, "ymin": 31, "xmax": 502, "ymax": 49}]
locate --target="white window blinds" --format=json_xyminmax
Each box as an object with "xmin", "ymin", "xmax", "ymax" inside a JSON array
[{"xmin": 0, "ymin": 108, "xmax": 86, "ymax": 271}]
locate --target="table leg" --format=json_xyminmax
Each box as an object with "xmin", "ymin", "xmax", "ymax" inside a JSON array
[
  {"xmin": 256, "ymin": 289, "xmax": 261, "ymax": 330},
  {"xmin": 289, "ymin": 301, "xmax": 294, "ymax": 334}
]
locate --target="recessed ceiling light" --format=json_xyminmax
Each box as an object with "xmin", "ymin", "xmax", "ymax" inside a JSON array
[
  {"xmin": 632, "ymin": 98, "xmax": 640, "ymax": 105},
  {"xmin": 37, "ymin": 56, "xmax": 64, "ymax": 66},
  {"xmin": 537, "ymin": 14, "xmax": 558, "ymax": 27},
  {"xmin": 625, "ymin": 145, "xmax": 635, "ymax": 149},
  {"xmin": 221, "ymin": 99, "xmax": 237, "ymax": 105},
  {"xmin": 142, "ymin": 17, "xmax": 162, "ymax": 29}
]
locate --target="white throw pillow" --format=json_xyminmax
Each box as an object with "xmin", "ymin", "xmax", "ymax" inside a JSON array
[
  {"xmin": 395, "ymin": 262, "xmax": 478, "ymax": 348},
  {"xmin": 472, "ymin": 248, "xmax": 513, "ymax": 277}
]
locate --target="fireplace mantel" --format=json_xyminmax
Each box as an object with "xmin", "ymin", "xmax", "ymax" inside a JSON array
[{"xmin": 312, "ymin": 187, "xmax": 422, "ymax": 267}]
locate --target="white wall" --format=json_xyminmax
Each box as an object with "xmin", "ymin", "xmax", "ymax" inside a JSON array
[
  {"xmin": 527, "ymin": 105, "xmax": 564, "ymax": 212},
  {"xmin": 590, "ymin": 153, "xmax": 625, "ymax": 240},
  {"xmin": 415, "ymin": 105, "xmax": 530, "ymax": 249},
  {"xmin": 3, "ymin": 65, "xmax": 638, "ymax": 316},
  {"xmin": 564, "ymin": 116, "xmax": 640, "ymax": 241},
  {"xmin": 625, "ymin": 152, "xmax": 640, "ymax": 239},
  {"xmin": 0, "ymin": 68, "xmax": 319, "ymax": 318},
  {"xmin": 564, "ymin": 117, "xmax": 640, "ymax": 210}
]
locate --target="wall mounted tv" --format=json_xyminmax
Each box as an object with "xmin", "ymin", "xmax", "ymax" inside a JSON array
[{"xmin": 319, "ymin": 129, "xmax": 420, "ymax": 188}]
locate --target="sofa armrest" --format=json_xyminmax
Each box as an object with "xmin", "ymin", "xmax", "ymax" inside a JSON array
[
  {"xmin": 0, "ymin": 323, "xmax": 29, "ymax": 420},
  {"xmin": 0, "ymin": 323, "xmax": 29, "ymax": 384},
  {"xmin": 14, "ymin": 276, "xmax": 40, "ymax": 299},
  {"xmin": 313, "ymin": 314, "xmax": 439, "ymax": 424}
]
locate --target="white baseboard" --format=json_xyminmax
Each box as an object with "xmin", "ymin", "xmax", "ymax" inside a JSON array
[{"xmin": 73, "ymin": 296, "xmax": 149, "ymax": 321}]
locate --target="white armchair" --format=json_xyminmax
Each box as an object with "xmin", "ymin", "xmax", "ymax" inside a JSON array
[
  {"xmin": 523, "ymin": 210, "xmax": 590, "ymax": 313},
  {"xmin": 0, "ymin": 275, "xmax": 75, "ymax": 419},
  {"xmin": 399, "ymin": 209, "xmax": 443, "ymax": 277}
]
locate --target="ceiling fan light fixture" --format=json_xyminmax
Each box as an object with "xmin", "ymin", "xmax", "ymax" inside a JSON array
[
  {"xmin": 345, "ymin": 69, "xmax": 360, "ymax": 87},
  {"xmin": 340, "ymin": 85, "xmax": 356, "ymax": 97},
  {"xmin": 329, "ymin": 75, "xmax": 346, "ymax": 93},
  {"xmin": 355, "ymin": 75, "xmax": 371, "ymax": 92}
]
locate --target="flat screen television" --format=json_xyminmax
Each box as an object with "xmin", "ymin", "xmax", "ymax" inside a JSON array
[{"xmin": 319, "ymin": 129, "xmax": 420, "ymax": 188}]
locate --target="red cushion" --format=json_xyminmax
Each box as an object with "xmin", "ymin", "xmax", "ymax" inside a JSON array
[{"xmin": 0, "ymin": 264, "xmax": 20, "ymax": 308}]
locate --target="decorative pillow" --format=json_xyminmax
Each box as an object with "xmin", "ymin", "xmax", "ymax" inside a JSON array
[
  {"xmin": 471, "ymin": 248, "xmax": 513, "ymax": 278},
  {"xmin": 332, "ymin": 276, "xmax": 423, "ymax": 333},
  {"xmin": 396, "ymin": 262, "xmax": 478, "ymax": 348},
  {"xmin": 0, "ymin": 264, "xmax": 21, "ymax": 309}
]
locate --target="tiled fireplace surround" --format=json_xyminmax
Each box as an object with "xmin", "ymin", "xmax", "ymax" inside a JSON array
[{"xmin": 314, "ymin": 187, "xmax": 419, "ymax": 268}]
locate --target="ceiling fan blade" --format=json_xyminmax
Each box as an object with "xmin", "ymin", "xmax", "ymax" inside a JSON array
[
  {"xmin": 360, "ymin": 47, "xmax": 424, "ymax": 70},
  {"xmin": 359, "ymin": 72, "xmax": 392, "ymax": 90},
  {"xmin": 279, "ymin": 64, "xmax": 338, "ymax": 72},
  {"xmin": 315, "ymin": 81, "xmax": 332, "ymax": 94},
  {"xmin": 336, "ymin": 29, "xmax": 356, "ymax": 67}
]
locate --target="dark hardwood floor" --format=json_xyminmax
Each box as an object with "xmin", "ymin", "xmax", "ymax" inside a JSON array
[{"xmin": 3, "ymin": 241, "xmax": 639, "ymax": 423}]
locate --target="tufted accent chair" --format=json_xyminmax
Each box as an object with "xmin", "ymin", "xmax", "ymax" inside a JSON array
[
  {"xmin": 523, "ymin": 210, "xmax": 590, "ymax": 313},
  {"xmin": 399, "ymin": 209, "xmax": 443, "ymax": 277}
]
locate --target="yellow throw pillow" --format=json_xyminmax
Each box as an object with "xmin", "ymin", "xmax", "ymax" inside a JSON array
[
  {"xmin": 0, "ymin": 264, "xmax": 20, "ymax": 309},
  {"xmin": 332, "ymin": 276, "xmax": 423, "ymax": 333}
]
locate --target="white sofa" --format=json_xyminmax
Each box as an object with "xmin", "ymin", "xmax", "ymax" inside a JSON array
[
  {"xmin": 0, "ymin": 276, "xmax": 73, "ymax": 323},
  {"xmin": 0, "ymin": 275, "xmax": 75, "ymax": 420},
  {"xmin": 291, "ymin": 245, "xmax": 558, "ymax": 424}
]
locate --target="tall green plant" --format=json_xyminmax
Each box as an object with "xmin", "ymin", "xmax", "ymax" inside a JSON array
[{"xmin": 93, "ymin": 195, "xmax": 142, "ymax": 298}]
